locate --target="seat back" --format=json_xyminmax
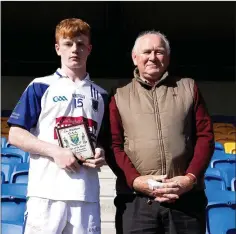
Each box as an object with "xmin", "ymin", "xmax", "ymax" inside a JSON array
[
  {"xmin": 231, "ymin": 178, "xmax": 236, "ymax": 191},
  {"xmin": 224, "ymin": 142, "xmax": 236, "ymax": 154},
  {"xmin": 1, "ymin": 196, "xmax": 26, "ymax": 223},
  {"xmin": 1, "ymin": 184, "xmax": 28, "ymax": 197},
  {"xmin": 1, "ymin": 136, "xmax": 7, "ymax": 148},
  {"xmin": 1, "ymin": 184, "xmax": 27, "ymax": 224},
  {"xmin": 10, "ymin": 163, "xmax": 29, "ymax": 184},
  {"xmin": 214, "ymin": 142, "xmax": 224, "ymax": 152},
  {"xmin": 1, "ymin": 171, "xmax": 6, "ymax": 183},
  {"xmin": 1, "ymin": 152, "xmax": 23, "ymax": 164},
  {"xmin": 1, "ymin": 147, "xmax": 29, "ymax": 163},
  {"xmin": 211, "ymin": 155, "xmax": 236, "ymax": 189},
  {"xmin": 204, "ymin": 168, "xmax": 226, "ymax": 191},
  {"xmin": 205, "ymin": 190, "xmax": 236, "ymax": 234},
  {"xmin": 1, "ymin": 163, "xmax": 15, "ymax": 183},
  {"xmin": 1, "ymin": 222, "xmax": 23, "ymax": 234}
]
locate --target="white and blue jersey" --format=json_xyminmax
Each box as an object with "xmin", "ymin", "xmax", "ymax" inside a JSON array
[{"xmin": 8, "ymin": 68, "xmax": 108, "ymax": 202}]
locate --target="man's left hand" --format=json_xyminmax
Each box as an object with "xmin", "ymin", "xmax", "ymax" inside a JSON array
[
  {"xmin": 152, "ymin": 175, "xmax": 194, "ymax": 198},
  {"xmin": 82, "ymin": 148, "xmax": 105, "ymax": 168}
]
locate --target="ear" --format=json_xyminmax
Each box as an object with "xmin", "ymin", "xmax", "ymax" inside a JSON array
[
  {"xmin": 132, "ymin": 51, "xmax": 138, "ymax": 66},
  {"xmin": 55, "ymin": 43, "xmax": 61, "ymax": 56},
  {"xmin": 87, "ymin": 44, "xmax": 92, "ymax": 55}
]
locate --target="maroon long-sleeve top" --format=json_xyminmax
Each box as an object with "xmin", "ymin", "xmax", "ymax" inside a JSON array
[{"xmin": 106, "ymin": 82, "xmax": 214, "ymax": 190}]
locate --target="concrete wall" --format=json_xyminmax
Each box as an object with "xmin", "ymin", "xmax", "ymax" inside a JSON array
[
  {"xmin": 98, "ymin": 166, "xmax": 116, "ymax": 234},
  {"xmin": 2, "ymin": 76, "xmax": 236, "ymax": 116}
]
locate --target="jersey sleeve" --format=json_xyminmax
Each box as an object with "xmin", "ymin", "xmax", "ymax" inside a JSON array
[{"xmin": 7, "ymin": 82, "xmax": 49, "ymax": 131}]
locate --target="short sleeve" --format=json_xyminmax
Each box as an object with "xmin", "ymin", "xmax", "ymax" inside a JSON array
[{"xmin": 7, "ymin": 82, "xmax": 49, "ymax": 131}]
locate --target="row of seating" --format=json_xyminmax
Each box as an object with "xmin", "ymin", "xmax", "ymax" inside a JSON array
[
  {"xmin": 1, "ymin": 146, "xmax": 30, "ymax": 163},
  {"xmin": 207, "ymin": 147, "xmax": 236, "ymax": 190},
  {"xmin": 205, "ymin": 167, "xmax": 236, "ymax": 191},
  {"xmin": 205, "ymin": 189, "xmax": 236, "ymax": 234}
]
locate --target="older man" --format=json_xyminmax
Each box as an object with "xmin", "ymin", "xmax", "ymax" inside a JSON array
[{"xmin": 107, "ymin": 31, "xmax": 214, "ymax": 234}]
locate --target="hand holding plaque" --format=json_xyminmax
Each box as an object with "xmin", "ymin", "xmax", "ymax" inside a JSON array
[{"xmin": 55, "ymin": 122, "xmax": 95, "ymax": 160}]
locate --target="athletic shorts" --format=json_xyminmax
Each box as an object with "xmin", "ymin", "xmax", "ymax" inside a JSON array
[{"xmin": 23, "ymin": 197, "xmax": 101, "ymax": 234}]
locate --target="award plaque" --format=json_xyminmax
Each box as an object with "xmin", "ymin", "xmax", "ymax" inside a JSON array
[{"xmin": 55, "ymin": 122, "xmax": 95, "ymax": 160}]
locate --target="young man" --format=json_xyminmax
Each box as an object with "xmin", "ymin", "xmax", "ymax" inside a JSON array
[{"xmin": 8, "ymin": 18, "xmax": 108, "ymax": 234}]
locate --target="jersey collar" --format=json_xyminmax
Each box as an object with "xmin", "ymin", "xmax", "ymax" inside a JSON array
[{"xmin": 55, "ymin": 68, "xmax": 90, "ymax": 82}]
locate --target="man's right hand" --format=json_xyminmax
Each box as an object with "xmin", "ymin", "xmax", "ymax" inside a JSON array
[
  {"xmin": 53, "ymin": 148, "xmax": 82, "ymax": 173},
  {"xmin": 132, "ymin": 175, "xmax": 179, "ymax": 203}
]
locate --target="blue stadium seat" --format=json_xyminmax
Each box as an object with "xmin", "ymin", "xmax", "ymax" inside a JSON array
[
  {"xmin": 1, "ymin": 184, "xmax": 27, "ymax": 224},
  {"xmin": 215, "ymin": 142, "xmax": 225, "ymax": 152},
  {"xmin": 205, "ymin": 190, "xmax": 236, "ymax": 234},
  {"xmin": 1, "ymin": 222, "xmax": 23, "ymax": 234},
  {"xmin": 204, "ymin": 168, "xmax": 226, "ymax": 191},
  {"xmin": 1, "ymin": 152, "xmax": 23, "ymax": 164},
  {"xmin": 1, "ymin": 184, "xmax": 28, "ymax": 197},
  {"xmin": 1, "ymin": 147, "xmax": 29, "ymax": 163},
  {"xmin": 10, "ymin": 163, "xmax": 29, "ymax": 184},
  {"xmin": 231, "ymin": 178, "xmax": 236, "ymax": 191},
  {"xmin": 211, "ymin": 150, "xmax": 226, "ymax": 160},
  {"xmin": 1, "ymin": 196, "xmax": 26, "ymax": 223},
  {"xmin": 1, "ymin": 171, "xmax": 6, "ymax": 183},
  {"xmin": 211, "ymin": 154, "xmax": 236, "ymax": 189},
  {"xmin": 1, "ymin": 136, "xmax": 8, "ymax": 148},
  {"xmin": 1, "ymin": 163, "xmax": 15, "ymax": 183}
]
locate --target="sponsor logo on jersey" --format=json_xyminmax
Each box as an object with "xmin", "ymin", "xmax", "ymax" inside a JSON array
[{"xmin": 53, "ymin": 96, "xmax": 68, "ymax": 102}]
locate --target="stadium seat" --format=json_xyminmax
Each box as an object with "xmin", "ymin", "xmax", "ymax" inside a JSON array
[
  {"xmin": 1, "ymin": 136, "xmax": 7, "ymax": 148},
  {"xmin": 1, "ymin": 163, "xmax": 15, "ymax": 183},
  {"xmin": 214, "ymin": 142, "xmax": 224, "ymax": 152},
  {"xmin": 211, "ymin": 150, "xmax": 226, "ymax": 160},
  {"xmin": 204, "ymin": 168, "xmax": 226, "ymax": 191},
  {"xmin": 231, "ymin": 178, "xmax": 236, "ymax": 191},
  {"xmin": 1, "ymin": 196, "xmax": 26, "ymax": 223},
  {"xmin": 211, "ymin": 154, "xmax": 236, "ymax": 189},
  {"xmin": 228, "ymin": 129, "xmax": 236, "ymax": 137},
  {"xmin": 10, "ymin": 163, "xmax": 29, "ymax": 184},
  {"xmin": 1, "ymin": 171, "xmax": 6, "ymax": 183},
  {"xmin": 215, "ymin": 135, "xmax": 236, "ymax": 146},
  {"xmin": 205, "ymin": 190, "xmax": 236, "ymax": 234},
  {"xmin": 1, "ymin": 147, "xmax": 29, "ymax": 163},
  {"xmin": 1, "ymin": 152, "xmax": 23, "ymax": 164},
  {"xmin": 224, "ymin": 142, "xmax": 236, "ymax": 154},
  {"xmin": 1, "ymin": 184, "xmax": 28, "ymax": 197},
  {"xmin": 1, "ymin": 184, "xmax": 27, "ymax": 224},
  {"xmin": 1, "ymin": 222, "xmax": 24, "ymax": 234},
  {"xmin": 213, "ymin": 123, "xmax": 235, "ymax": 130}
]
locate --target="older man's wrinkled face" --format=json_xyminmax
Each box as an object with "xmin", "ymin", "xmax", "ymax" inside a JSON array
[{"xmin": 132, "ymin": 34, "xmax": 170, "ymax": 81}]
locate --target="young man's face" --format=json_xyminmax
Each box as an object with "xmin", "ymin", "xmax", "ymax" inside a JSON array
[
  {"xmin": 55, "ymin": 34, "xmax": 92, "ymax": 69},
  {"xmin": 132, "ymin": 34, "xmax": 169, "ymax": 80}
]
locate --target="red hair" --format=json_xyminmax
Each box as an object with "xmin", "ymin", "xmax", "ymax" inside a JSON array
[{"xmin": 55, "ymin": 18, "xmax": 91, "ymax": 43}]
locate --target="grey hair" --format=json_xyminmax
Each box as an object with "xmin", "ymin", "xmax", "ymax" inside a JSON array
[{"xmin": 132, "ymin": 30, "xmax": 170, "ymax": 55}]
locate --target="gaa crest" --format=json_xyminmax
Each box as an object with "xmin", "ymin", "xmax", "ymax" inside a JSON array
[{"xmin": 70, "ymin": 133, "xmax": 79, "ymax": 145}]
